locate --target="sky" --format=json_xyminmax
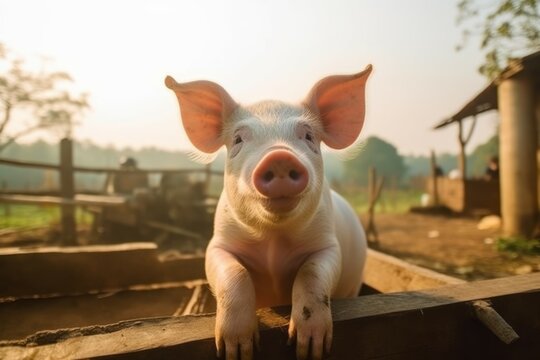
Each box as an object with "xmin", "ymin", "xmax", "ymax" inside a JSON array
[{"xmin": 0, "ymin": 0, "xmax": 500, "ymax": 156}]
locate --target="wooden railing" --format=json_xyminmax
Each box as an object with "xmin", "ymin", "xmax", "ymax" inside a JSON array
[{"xmin": 0, "ymin": 138, "xmax": 222, "ymax": 245}]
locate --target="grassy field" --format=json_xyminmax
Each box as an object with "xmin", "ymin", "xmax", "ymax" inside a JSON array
[
  {"xmin": 341, "ymin": 187, "xmax": 424, "ymax": 215},
  {"xmin": 0, "ymin": 204, "xmax": 92, "ymax": 230}
]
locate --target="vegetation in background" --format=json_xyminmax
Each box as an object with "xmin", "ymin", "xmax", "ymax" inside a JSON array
[
  {"xmin": 0, "ymin": 42, "xmax": 89, "ymax": 153},
  {"xmin": 343, "ymin": 136, "xmax": 406, "ymax": 187},
  {"xmin": 0, "ymin": 204, "xmax": 92, "ymax": 229},
  {"xmin": 496, "ymin": 236, "xmax": 540, "ymax": 255},
  {"xmin": 404, "ymin": 152, "xmax": 459, "ymax": 178},
  {"xmin": 456, "ymin": 0, "xmax": 540, "ymax": 79},
  {"xmin": 341, "ymin": 187, "xmax": 424, "ymax": 215}
]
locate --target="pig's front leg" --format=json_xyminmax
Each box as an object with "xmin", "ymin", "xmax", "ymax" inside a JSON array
[
  {"xmin": 206, "ymin": 245, "xmax": 259, "ymax": 360},
  {"xmin": 288, "ymin": 245, "xmax": 341, "ymax": 360}
]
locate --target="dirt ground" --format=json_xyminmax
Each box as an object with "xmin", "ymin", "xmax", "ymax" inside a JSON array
[{"xmin": 363, "ymin": 212, "xmax": 540, "ymax": 281}]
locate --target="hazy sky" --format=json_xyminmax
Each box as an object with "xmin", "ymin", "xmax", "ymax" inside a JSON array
[{"xmin": 0, "ymin": 0, "xmax": 499, "ymax": 156}]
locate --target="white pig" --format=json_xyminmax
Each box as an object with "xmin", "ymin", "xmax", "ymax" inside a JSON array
[{"xmin": 165, "ymin": 65, "xmax": 371, "ymax": 360}]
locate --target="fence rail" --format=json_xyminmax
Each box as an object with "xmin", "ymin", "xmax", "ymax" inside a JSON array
[
  {"xmin": 0, "ymin": 157, "xmax": 223, "ymax": 175},
  {"xmin": 0, "ymin": 138, "xmax": 222, "ymax": 245},
  {"xmin": 0, "ymin": 157, "xmax": 59, "ymax": 171}
]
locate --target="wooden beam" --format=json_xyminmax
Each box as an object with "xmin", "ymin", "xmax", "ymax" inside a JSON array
[
  {"xmin": 0, "ymin": 157, "xmax": 59, "ymax": 170},
  {"xmin": 0, "ymin": 243, "xmax": 206, "ymax": 298},
  {"xmin": 1, "ymin": 273, "xmax": 539, "ymax": 359},
  {"xmin": 145, "ymin": 220, "xmax": 203, "ymax": 240},
  {"xmin": 0, "ymin": 280, "xmax": 214, "ymax": 342},
  {"xmin": 73, "ymin": 167, "xmax": 224, "ymax": 176},
  {"xmin": 0, "ymin": 245, "xmax": 461, "ymax": 301},
  {"xmin": 364, "ymin": 249, "xmax": 464, "ymax": 293},
  {"xmin": 0, "ymin": 156, "xmax": 223, "ymax": 176}
]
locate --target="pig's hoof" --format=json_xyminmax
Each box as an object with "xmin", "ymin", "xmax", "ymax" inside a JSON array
[
  {"xmin": 215, "ymin": 310, "xmax": 259, "ymax": 360},
  {"xmin": 217, "ymin": 335, "xmax": 258, "ymax": 360},
  {"xmin": 288, "ymin": 304, "xmax": 332, "ymax": 360}
]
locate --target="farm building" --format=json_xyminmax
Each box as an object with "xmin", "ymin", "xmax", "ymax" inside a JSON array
[{"xmin": 433, "ymin": 50, "xmax": 540, "ymax": 238}]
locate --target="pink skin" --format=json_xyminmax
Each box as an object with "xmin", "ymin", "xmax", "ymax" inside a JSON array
[
  {"xmin": 166, "ymin": 65, "xmax": 372, "ymax": 360},
  {"xmin": 252, "ymin": 149, "xmax": 308, "ymax": 213}
]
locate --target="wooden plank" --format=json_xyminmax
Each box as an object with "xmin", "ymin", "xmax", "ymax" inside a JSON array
[
  {"xmin": 0, "ymin": 281, "xmax": 215, "ymax": 341},
  {"xmin": 1, "ymin": 272, "xmax": 539, "ymax": 359},
  {"xmin": 0, "ymin": 243, "xmax": 206, "ymax": 298},
  {"xmin": 74, "ymin": 166, "xmax": 224, "ymax": 176},
  {"xmin": 0, "ymin": 194, "xmax": 129, "ymax": 207},
  {"xmin": 75, "ymin": 194, "xmax": 130, "ymax": 206},
  {"xmin": 145, "ymin": 220, "xmax": 204, "ymax": 240},
  {"xmin": 0, "ymin": 157, "xmax": 224, "ymax": 176},
  {"xmin": 364, "ymin": 249, "xmax": 465, "ymax": 293},
  {"xmin": 1, "ymin": 246, "xmax": 457, "ymax": 299},
  {"xmin": 0, "ymin": 157, "xmax": 60, "ymax": 170}
]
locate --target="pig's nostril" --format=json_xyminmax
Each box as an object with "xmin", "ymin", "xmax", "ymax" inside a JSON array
[
  {"xmin": 263, "ymin": 171, "xmax": 274, "ymax": 182},
  {"xmin": 253, "ymin": 150, "xmax": 309, "ymax": 199}
]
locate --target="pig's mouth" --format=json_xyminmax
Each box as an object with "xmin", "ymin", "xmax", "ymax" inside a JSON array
[{"xmin": 260, "ymin": 196, "xmax": 301, "ymax": 213}]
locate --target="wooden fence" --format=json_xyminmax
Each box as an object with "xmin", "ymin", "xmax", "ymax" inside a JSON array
[
  {"xmin": 1, "ymin": 244, "xmax": 537, "ymax": 359},
  {"xmin": 0, "ymin": 138, "xmax": 222, "ymax": 245}
]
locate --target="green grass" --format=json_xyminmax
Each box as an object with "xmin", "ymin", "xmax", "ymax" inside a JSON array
[
  {"xmin": 340, "ymin": 187, "xmax": 424, "ymax": 214},
  {"xmin": 0, "ymin": 204, "xmax": 92, "ymax": 230},
  {"xmin": 496, "ymin": 236, "xmax": 540, "ymax": 255}
]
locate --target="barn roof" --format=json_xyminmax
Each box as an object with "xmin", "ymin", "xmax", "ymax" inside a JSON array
[{"xmin": 434, "ymin": 50, "xmax": 540, "ymax": 130}]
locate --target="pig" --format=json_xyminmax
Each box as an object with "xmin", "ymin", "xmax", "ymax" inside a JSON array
[{"xmin": 165, "ymin": 64, "xmax": 371, "ymax": 360}]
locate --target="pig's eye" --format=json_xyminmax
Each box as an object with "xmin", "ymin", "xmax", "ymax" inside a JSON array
[
  {"xmin": 230, "ymin": 132, "xmax": 245, "ymax": 158},
  {"xmin": 297, "ymin": 124, "xmax": 319, "ymax": 154}
]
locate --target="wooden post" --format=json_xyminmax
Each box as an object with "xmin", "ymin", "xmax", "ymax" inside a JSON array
[
  {"xmin": 456, "ymin": 116, "xmax": 477, "ymax": 180},
  {"xmin": 430, "ymin": 150, "xmax": 439, "ymax": 206},
  {"xmin": 366, "ymin": 167, "xmax": 384, "ymax": 245},
  {"xmin": 498, "ymin": 74, "xmax": 538, "ymax": 237},
  {"xmin": 457, "ymin": 121, "xmax": 466, "ymax": 179},
  {"xmin": 536, "ymin": 93, "xmax": 540, "ymax": 213},
  {"xmin": 1, "ymin": 181, "xmax": 9, "ymax": 218},
  {"xmin": 390, "ymin": 176, "xmax": 397, "ymax": 211},
  {"xmin": 60, "ymin": 138, "xmax": 77, "ymax": 245}
]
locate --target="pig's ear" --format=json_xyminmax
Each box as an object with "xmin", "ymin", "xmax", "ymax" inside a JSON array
[
  {"xmin": 305, "ymin": 65, "xmax": 372, "ymax": 149},
  {"xmin": 165, "ymin": 76, "xmax": 238, "ymax": 153}
]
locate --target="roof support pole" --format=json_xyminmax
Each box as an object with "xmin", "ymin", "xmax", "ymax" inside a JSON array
[
  {"xmin": 498, "ymin": 74, "xmax": 538, "ymax": 237},
  {"xmin": 537, "ymin": 93, "xmax": 540, "ymax": 212},
  {"xmin": 457, "ymin": 115, "xmax": 477, "ymax": 180}
]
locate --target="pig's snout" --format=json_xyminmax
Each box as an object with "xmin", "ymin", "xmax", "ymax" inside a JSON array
[{"xmin": 253, "ymin": 150, "xmax": 308, "ymax": 200}]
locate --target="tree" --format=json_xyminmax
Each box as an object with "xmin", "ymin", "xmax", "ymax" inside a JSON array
[
  {"xmin": 0, "ymin": 43, "xmax": 89, "ymax": 152},
  {"xmin": 456, "ymin": 0, "xmax": 540, "ymax": 79},
  {"xmin": 344, "ymin": 136, "xmax": 406, "ymax": 187}
]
